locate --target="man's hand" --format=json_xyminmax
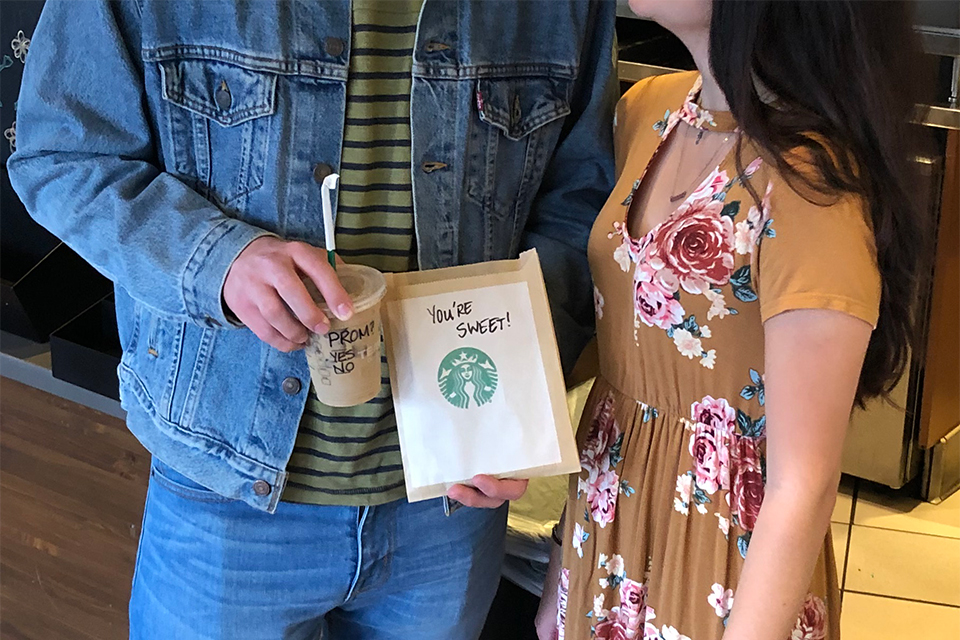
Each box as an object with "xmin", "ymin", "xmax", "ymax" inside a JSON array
[
  {"xmin": 223, "ymin": 237, "xmax": 353, "ymax": 352},
  {"xmin": 446, "ymin": 475, "xmax": 529, "ymax": 509}
]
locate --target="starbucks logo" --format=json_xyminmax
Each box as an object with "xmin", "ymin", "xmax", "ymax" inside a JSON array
[{"xmin": 438, "ymin": 348, "xmax": 498, "ymax": 409}]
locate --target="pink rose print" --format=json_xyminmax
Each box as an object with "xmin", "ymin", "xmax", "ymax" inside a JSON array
[
  {"xmin": 688, "ymin": 426, "xmax": 721, "ymax": 495},
  {"xmin": 708, "ymin": 583, "xmax": 735, "ymax": 618},
  {"xmin": 715, "ymin": 512, "xmax": 731, "ymax": 536},
  {"xmin": 691, "ymin": 396, "xmax": 737, "ymax": 491},
  {"xmin": 743, "ymin": 157, "xmax": 763, "ymax": 178},
  {"xmin": 790, "ymin": 594, "xmax": 827, "ymax": 640},
  {"xmin": 677, "ymin": 98, "xmax": 718, "ymax": 132},
  {"xmin": 580, "ymin": 393, "xmax": 626, "ymax": 526},
  {"xmin": 737, "ymin": 180, "xmax": 775, "ymax": 255},
  {"xmin": 594, "ymin": 616, "xmax": 631, "ymax": 640},
  {"xmin": 659, "ymin": 626, "xmax": 692, "ymax": 640},
  {"xmin": 643, "ymin": 606, "xmax": 660, "ymax": 639},
  {"xmin": 646, "ymin": 195, "xmax": 735, "ymax": 295},
  {"xmin": 691, "ymin": 395, "xmax": 737, "ymax": 436},
  {"xmin": 572, "ymin": 523, "xmax": 589, "ymax": 558},
  {"xmin": 688, "ymin": 167, "xmax": 729, "ymax": 202},
  {"xmin": 734, "ymin": 220, "xmax": 755, "ymax": 255},
  {"xmin": 594, "ymin": 579, "xmax": 648, "ymax": 640},
  {"xmin": 675, "ymin": 473, "xmax": 693, "ymax": 504},
  {"xmin": 556, "ymin": 568, "xmax": 570, "ymax": 640},
  {"xmin": 618, "ymin": 578, "xmax": 649, "ymax": 632},
  {"xmin": 582, "ymin": 394, "xmax": 619, "ymax": 470},
  {"xmin": 587, "ymin": 469, "xmax": 620, "ymax": 528},
  {"xmin": 634, "ymin": 278, "xmax": 685, "ymax": 330},
  {"xmin": 731, "ymin": 437, "xmax": 765, "ymax": 531}
]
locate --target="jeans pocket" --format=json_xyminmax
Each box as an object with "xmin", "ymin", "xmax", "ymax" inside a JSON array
[{"xmin": 150, "ymin": 458, "xmax": 235, "ymax": 504}]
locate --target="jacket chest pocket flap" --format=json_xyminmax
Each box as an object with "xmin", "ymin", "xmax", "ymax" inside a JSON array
[
  {"xmin": 464, "ymin": 74, "xmax": 573, "ymax": 225},
  {"xmin": 476, "ymin": 75, "xmax": 572, "ymax": 141},
  {"xmin": 158, "ymin": 56, "xmax": 278, "ymax": 204}
]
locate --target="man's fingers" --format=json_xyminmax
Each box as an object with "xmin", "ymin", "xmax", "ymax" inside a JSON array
[
  {"xmin": 257, "ymin": 294, "xmax": 310, "ymax": 345},
  {"xmin": 446, "ymin": 484, "xmax": 505, "ymax": 509},
  {"xmin": 290, "ymin": 243, "xmax": 355, "ymax": 321},
  {"xmin": 473, "ymin": 475, "xmax": 529, "ymax": 502},
  {"xmin": 244, "ymin": 313, "xmax": 303, "ymax": 353},
  {"xmin": 274, "ymin": 271, "xmax": 330, "ymax": 333},
  {"xmin": 446, "ymin": 476, "xmax": 530, "ymax": 508}
]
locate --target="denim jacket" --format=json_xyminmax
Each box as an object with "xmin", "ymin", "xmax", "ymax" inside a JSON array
[{"xmin": 8, "ymin": 0, "xmax": 616, "ymax": 512}]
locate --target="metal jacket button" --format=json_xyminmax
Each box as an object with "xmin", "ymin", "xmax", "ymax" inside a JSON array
[
  {"xmin": 215, "ymin": 80, "xmax": 232, "ymax": 110},
  {"xmin": 313, "ymin": 163, "xmax": 333, "ymax": 183},
  {"xmin": 282, "ymin": 377, "xmax": 302, "ymax": 395},
  {"xmin": 424, "ymin": 41, "xmax": 450, "ymax": 53},
  {"xmin": 324, "ymin": 37, "xmax": 345, "ymax": 57},
  {"xmin": 253, "ymin": 480, "xmax": 272, "ymax": 496}
]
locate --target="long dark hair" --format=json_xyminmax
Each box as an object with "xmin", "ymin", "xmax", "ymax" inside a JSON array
[{"xmin": 709, "ymin": 0, "xmax": 933, "ymax": 405}]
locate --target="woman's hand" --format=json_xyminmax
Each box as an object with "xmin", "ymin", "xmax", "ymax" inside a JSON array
[
  {"xmin": 446, "ymin": 475, "xmax": 529, "ymax": 508},
  {"xmin": 536, "ymin": 536, "xmax": 565, "ymax": 640},
  {"xmin": 535, "ymin": 597, "xmax": 559, "ymax": 640}
]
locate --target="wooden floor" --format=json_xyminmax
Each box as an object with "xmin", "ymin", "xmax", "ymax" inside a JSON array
[
  {"xmin": 0, "ymin": 376, "xmax": 541, "ymax": 639},
  {"xmin": 0, "ymin": 377, "xmax": 149, "ymax": 640}
]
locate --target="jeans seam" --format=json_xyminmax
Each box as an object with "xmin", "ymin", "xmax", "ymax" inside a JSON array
[
  {"xmin": 129, "ymin": 478, "xmax": 154, "ymax": 605},
  {"xmin": 344, "ymin": 506, "xmax": 369, "ymax": 602}
]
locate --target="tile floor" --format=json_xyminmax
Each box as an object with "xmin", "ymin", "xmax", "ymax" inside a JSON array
[{"xmin": 832, "ymin": 475, "xmax": 960, "ymax": 639}]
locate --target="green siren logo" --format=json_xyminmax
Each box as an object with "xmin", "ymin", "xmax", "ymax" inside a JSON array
[{"xmin": 438, "ymin": 348, "xmax": 498, "ymax": 409}]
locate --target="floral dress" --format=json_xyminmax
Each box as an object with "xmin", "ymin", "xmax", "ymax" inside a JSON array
[{"xmin": 556, "ymin": 72, "xmax": 881, "ymax": 640}]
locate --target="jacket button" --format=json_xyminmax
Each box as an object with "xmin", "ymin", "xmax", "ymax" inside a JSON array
[
  {"xmin": 324, "ymin": 37, "xmax": 345, "ymax": 57},
  {"xmin": 253, "ymin": 480, "xmax": 272, "ymax": 497},
  {"xmin": 424, "ymin": 41, "xmax": 450, "ymax": 53},
  {"xmin": 215, "ymin": 80, "xmax": 232, "ymax": 110},
  {"xmin": 282, "ymin": 377, "xmax": 302, "ymax": 395},
  {"xmin": 313, "ymin": 163, "xmax": 333, "ymax": 183}
]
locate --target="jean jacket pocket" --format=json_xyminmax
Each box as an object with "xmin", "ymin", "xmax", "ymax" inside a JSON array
[{"xmin": 158, "ymin": 53, "xmax": 277, "ymax": 205}]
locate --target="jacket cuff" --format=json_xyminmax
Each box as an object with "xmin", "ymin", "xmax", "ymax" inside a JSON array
[{"xmin": 181, "ymin": 217, "xmax": 273, "ymax": 328}]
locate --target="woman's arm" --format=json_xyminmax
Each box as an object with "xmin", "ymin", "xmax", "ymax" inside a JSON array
[
  {"xmin": 536, "ymin": 514, "xmax": 566, "ymax": 640},
  {"xmin": 723, "ymin": 308, "xmax": 872, "ymax": 640}
]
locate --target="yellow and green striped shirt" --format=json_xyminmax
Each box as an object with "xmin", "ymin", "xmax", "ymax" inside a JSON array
[{"xmin": 283, "ymin": 0, "xmax": 423, "ymax": 506}]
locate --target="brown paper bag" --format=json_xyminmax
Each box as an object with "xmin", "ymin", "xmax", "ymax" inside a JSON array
[{"xmin": 382, "ymin": 249, "xmax": 581, "ymax": 502}]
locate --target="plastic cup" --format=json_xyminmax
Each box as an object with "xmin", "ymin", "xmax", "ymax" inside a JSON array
[{"xmin": 303, "ymin": 264, "xmax": 387, "ymax": 407}]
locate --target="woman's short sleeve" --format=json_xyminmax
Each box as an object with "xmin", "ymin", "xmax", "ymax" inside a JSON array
[{"xmin": 757, "ymin": 182, "xmax": 881, "ymax": 327}]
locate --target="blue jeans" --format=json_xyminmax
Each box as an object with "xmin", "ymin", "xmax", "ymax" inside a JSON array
[{"xmin": 129, "ymin": 459, "xmax": 507, "ymax": 640}]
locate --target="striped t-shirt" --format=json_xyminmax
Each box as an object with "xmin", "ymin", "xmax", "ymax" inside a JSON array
[{"xmin": 282, "ymin": 0, "xmax": 423, "ymax": 506}]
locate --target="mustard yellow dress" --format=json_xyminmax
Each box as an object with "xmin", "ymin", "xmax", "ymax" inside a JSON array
[{"xmin": 556, "ymin": 72, "xmax": 881, "ymax": 640}]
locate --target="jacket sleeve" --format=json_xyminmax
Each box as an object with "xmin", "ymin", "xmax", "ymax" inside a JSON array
[
  {"xmin": 520, "ymin": 0, "xmax": 617, "ymax": 377},
  {"xmin": 6, "ymin": 0, "xmax": 271, "ymax": 328}
]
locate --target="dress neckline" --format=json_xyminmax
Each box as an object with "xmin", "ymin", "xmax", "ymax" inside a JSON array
[
  {"xmin": 677, "ymin": 76, "xmax": 738, "ymax": 133},
  {"xmin": 618, "ymin": 76, "xmax": 740, "ymax": 243}
]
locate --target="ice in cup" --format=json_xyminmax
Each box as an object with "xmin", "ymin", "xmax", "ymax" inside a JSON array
[{"xmin": 304, "ymin": 264, "xmax": 387, "ymax": 407}]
